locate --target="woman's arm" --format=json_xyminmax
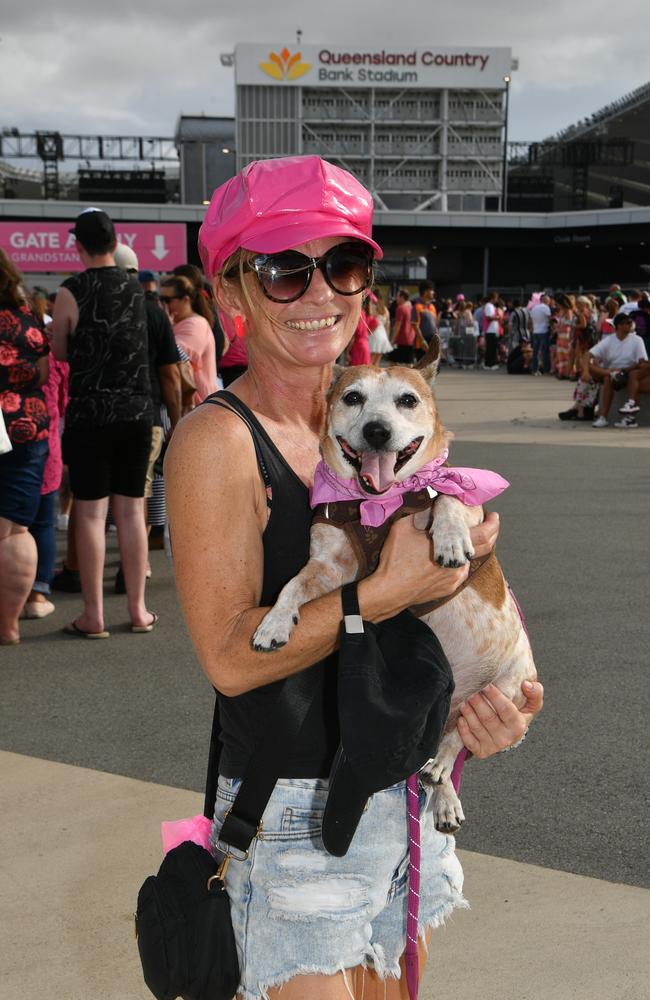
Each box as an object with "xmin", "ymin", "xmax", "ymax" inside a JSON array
[{"xmin": 165, "ymin": 406, "xmax": 494, "ymax": 698}]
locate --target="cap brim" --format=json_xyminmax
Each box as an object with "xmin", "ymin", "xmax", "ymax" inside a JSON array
[
  {"xmin": 241, "ymin": 219, "xmax": 383, "ymax": 261},
  {"xmin": 321, "ymin": 746, "xmax": 371, "ymax": 857}
]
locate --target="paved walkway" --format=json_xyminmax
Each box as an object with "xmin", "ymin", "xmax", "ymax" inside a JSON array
[{"xmin": 1, "ymin": 369, "xmax": 648, "ymax": 1000}]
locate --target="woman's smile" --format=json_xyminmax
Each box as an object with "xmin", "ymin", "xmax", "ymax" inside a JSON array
[{"xmin": 285, "ymin": 315, "xmax": 342, "ymax": 332}]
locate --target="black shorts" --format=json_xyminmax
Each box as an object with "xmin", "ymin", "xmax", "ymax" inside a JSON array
[{"xmin": 63, "ymin": 421, "xmax": 153, "ymax": 501}]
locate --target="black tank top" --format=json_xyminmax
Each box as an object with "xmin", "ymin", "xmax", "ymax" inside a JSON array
[{"xmin": 205, "ymin": 391, "xmax": 339, "ymax": 778}]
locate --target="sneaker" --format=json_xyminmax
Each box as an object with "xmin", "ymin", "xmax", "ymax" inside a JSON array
[
  {"xmin": 558, "ymin": 408, "xmax": 579, "ymax": 421},
  {"xmin": 51, "ymin": 565, "xmax": 82, "ymax": 593},
  {"xmin": 592, "ymin": 416, "xmax": 609, "ymax": 428},
  {"xmin": 619, "ymin": 400, "xmax": 640, "ymax": 414},
  {"xmin": 614, "ymin": 415, "xmax": 639, "ymax": 429}
]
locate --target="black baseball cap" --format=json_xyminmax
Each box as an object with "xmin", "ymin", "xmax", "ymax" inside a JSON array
[
  {"xmin": 613, "ymin": 312, "xmax": 634, "ymax": 326},
  {"xmin": 321, "ymin": 583, "xmax": 454, "ymax": 857},
  {"xmin": 69, "ymin": 208, "xmax": 116, "ymax": 247}
]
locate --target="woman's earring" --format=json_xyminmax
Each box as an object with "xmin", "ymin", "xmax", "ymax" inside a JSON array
[{"xmin": 234, "ymin": 314, "xmax": 246, "ymax": 338}]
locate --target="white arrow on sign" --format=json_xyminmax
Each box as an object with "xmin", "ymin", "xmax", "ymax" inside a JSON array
[{"xmin": 151, "ymin": 235, "xmax": 169, "ymax": 260}]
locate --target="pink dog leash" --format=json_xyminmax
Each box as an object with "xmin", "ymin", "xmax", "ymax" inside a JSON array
[{"xmin": 405, "ymin": 757, "xmax": 466, "ymax": 1000}]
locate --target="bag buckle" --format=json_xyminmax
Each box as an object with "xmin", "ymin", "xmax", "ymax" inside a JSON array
[{"xmin": 213, "ymin": 807, "xmax": 263, "ymax": 885}]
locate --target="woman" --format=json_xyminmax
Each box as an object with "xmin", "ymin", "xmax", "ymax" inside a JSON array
[
  {"xmin": 173, "ymin": 263, "xmax": 230, "ymax": 367},
  {"xmin": 24, "ymin": 350, "xmax": 69, "ymax": 618},
  {"xmin": 0, "ymin": 251, "xmax": 49, "ymax": 644},
  {"xmin": 367, "ymin": 293, "xmax": 393, "ymax": 365},
  {"xmin": 598, "ymin": 297, "xmax": 618, "ymax": 338},
  {"xmin": 165, "ymin": 156, "xmax": 543, "ymax": 1000},
  {"xmin": 160, "ymin": 274, "xmax": 217, "ymax": 405},
  {"xmin": 573, "ymin": 296, "xmax": 596, "ymax": 378},
  {"xmin": 554, "ymin": 293, "xmax": 576, "ymax": 379}
]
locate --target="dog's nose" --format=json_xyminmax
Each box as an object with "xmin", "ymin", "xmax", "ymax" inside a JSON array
[{"xmin": 362, "ymin": 421, "xmax": 391, "ymax": 448}]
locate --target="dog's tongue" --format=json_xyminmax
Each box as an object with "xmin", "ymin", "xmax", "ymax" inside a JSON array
[{"xmin": 360, "ymin": 451, "xmax": 398, "ymax": 493}]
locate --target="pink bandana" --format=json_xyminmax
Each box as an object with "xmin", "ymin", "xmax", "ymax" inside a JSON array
[{"xmin": 310, "ymin": 448, "xmax": 509, "ymax": 527}]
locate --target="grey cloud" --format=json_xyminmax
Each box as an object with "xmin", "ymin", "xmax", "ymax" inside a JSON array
[{"xmin": 1, "ymin": 0, "xmax": 647, "ymax": 142}]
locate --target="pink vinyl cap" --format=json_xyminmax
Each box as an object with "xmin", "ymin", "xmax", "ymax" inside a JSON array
[{"xmin": 198, "ymin": 155, "xmax": 383, "ymax": 278}]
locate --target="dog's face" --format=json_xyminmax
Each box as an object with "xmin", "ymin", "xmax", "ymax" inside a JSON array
[{"xmin": 323, "ymin": 340, "xmax": 450, "ymax": 494}]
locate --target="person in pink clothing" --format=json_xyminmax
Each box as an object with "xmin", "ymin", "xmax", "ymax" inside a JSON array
[
  {"xmin": 218, "ymin": 310, "xmax": 249, "ymax": 387},
  {"xmin": 347, "ymin": 310, "xmax": 371, "ymax": 366},
  {"xmin": 25, "ymin": 354, "xmax": 69, "ymax": 618},
  {"xmin": 160, "ymin": 275, "xmax": 218, "ymax": 405}
]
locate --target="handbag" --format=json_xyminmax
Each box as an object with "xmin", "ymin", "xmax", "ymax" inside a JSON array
[
  {"xmin": 179, "ymin": 360, "xmax": 197, "ymax": 412},
  {"xmin": 135, "ymin": 667, "xmax": 320, "ymax": 1000}
]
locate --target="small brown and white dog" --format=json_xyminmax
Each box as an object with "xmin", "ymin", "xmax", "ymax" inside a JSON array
[{"xmin": 252, "ymin": 340, "xmax": 537, "ymax": 834}]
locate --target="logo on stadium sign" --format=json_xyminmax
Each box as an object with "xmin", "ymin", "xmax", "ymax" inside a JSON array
[{"xmin": 259, "ymin": 47, "xmax": 311, "ymax": 81}]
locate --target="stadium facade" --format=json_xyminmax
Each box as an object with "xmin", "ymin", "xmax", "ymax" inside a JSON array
[{"xmin": 234, "ymin": 43, "xmax": 514, "ymax": 212}]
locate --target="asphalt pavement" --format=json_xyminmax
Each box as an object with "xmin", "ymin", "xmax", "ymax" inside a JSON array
[{"xmin": 1, "ymin": 369, "xmax": 649, "ymax": 999}]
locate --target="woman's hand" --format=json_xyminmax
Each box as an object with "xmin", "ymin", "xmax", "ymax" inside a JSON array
[
  {"xmin": 362, "ymin": 511, "xmax": 500, "ymax": 621},
  {"xmin": 457, "ymin": 680, "xmax": 544, "ymax": 758}
]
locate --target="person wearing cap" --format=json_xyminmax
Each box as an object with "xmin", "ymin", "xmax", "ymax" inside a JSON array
[
  {"xmin": 165, "ymin": 156, "xmax": 543, "ymax": 1000},
  {"xmin": 51, "ymin": 209, "xmax": 157, "ymax": 636},
  {"xmin": 587, "ymin": 312, "xmax": 648, "ymax": 427}
]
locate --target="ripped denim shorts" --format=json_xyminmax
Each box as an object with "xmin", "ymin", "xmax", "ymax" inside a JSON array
[{"xmin": 210, "ymin": 775, "xmax": 466, "ymax": 1000}]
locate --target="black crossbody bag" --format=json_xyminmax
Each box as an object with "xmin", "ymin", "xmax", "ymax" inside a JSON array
[{"xmin": 135, "ymin": 668, "xmax": 320, "ymax": 1000}]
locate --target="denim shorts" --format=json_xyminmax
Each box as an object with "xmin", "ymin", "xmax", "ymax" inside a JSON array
[
  {"xmin": 211, "ymin": 775, "xmax": 466, "ymax": 1000},
  {"xmin": 0, "ymin": 438, "xmax": 48, "ymax": 526}
]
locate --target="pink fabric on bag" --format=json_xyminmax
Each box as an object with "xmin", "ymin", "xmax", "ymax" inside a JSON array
[
  {"xmin": 160, "ymin": 814, "xmax": 213, "ymax": 855},
  {"xmin": 310, "ymin": 450, "xmax": 509, "ymax": 527}
]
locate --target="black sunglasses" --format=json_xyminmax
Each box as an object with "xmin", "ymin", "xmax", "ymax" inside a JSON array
[
  {"xmin": 232, "ymin": 241, "xmax": 374, "ymax": 303},
  {"xmin": 160, "ymin": 294, "xmax": 181, "ymax": 303}
]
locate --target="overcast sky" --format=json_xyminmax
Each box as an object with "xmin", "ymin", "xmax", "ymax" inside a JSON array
[{"xmin": 2, "ymin": 0, "xmax": 648, "ymax": 147}]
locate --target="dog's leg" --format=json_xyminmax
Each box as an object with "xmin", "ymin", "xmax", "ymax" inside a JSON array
[
  {"xmin": 431, "ymin": 496, "xmax": 483, "ymax": 568},
  {"xmin": 252, "ymin": 524, "xmax": 358, "ymax": 652},
  {"xmin": 421, "ymin": 726, "xmax": 465, "ymax": 788},
  {"xmin": 429, "ymin": 780, "xmax": 466, "ymax": 835},
  {"xmin": 422, "ymin": 727, "xmax": 466, "ymax": 834}
]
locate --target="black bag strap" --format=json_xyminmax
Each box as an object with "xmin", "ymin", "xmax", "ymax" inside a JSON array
[
  {"xmin": 203, "ymin": 665, "xmax": 322, "ymax": 856},
  {"xmin": 203, "ymin": 392, "xmax": 273, "ymax": 505}
]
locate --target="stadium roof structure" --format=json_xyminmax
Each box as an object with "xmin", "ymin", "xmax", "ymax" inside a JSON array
[{"xmin": 550, "ymin": 80, "xmax": 650, "ymax": 144}]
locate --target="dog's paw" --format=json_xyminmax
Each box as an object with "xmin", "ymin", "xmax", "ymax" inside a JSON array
[
  {"xmin": 421, "ymin": 756, "xmax": 453, "ymax": 787},
  {"xmin": 432, "ymin": 528, "xmax": 475, "ymax": 568},
  {"xmin": 252, "ymin": 609, "xmax": 298, "ymax": 652},
  {"xmin": 431, "ymin": 784, "xmax": 466, "ymax": 835}
]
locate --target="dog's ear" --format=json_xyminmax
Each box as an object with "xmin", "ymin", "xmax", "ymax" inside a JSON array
[
  {"xmin": 327, "ymin": 364, "xmax": 346, "ymax": 397},
  {"xmin": 414, "ymin": 334, "xmax": 440, "ymax": 386}
]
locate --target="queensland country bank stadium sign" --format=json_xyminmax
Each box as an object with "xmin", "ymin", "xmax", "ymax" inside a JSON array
[{"xmin": 235, "ymin": 43, "xmax": 512, "ymax": 89}]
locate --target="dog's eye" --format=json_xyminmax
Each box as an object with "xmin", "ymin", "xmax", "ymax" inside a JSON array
[
  {"xmin": 397, "ymin": 393, "xmax": 419, "ymax": 409},
  {"xmin": 343, "ymin": 391, "xmax": 364, "ymax": 407}
]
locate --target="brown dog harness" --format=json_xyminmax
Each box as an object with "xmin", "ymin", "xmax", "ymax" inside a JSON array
[{"xmin": 312, "ymin": 493, "xmax": 494, "ymax": 616}]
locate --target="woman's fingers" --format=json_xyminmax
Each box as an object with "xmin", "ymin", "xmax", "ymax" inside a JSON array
[
  {"xmin": 457, "ymin": 683, "xmax": 530, "ymax": 758},
  {"xmin": 469, "ymin": 511, "xmax": 500, "ymax": 558}
]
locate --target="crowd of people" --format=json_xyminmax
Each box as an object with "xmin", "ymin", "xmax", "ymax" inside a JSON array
[
  {"xmin": 1, "ymin": 203, "xmax": 648, "ymax": 644},
  {"xmin": 0, "ymin": 207, "xmax": 247, "ymax": 645},
  {"xmin": 346, "ymin": 282, "xmax": 649, "ymax": 426}
]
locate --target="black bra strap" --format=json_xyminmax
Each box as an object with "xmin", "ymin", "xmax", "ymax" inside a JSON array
[{"xmin": 204, "ymin": 392, "xmax": 272, "ymax": 504}]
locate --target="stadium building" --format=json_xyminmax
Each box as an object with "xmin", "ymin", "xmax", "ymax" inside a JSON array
[{"xmin": 233, "ymin": 43, "xmax": 514, "ymax": 212}]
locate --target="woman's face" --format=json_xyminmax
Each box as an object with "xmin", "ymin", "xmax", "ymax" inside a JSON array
[
  {"xmin": 161, "ymin": 289, "xmax": 190, "ymax": 323},
  {"xmin": 218, "ymin": 237, "xmax": 365, "ymax": 370}
]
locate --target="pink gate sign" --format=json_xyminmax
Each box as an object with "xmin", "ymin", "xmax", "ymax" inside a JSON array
[{"xmin": 0, "ymin": 221, "xmax": 187, "ymax": 272}]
